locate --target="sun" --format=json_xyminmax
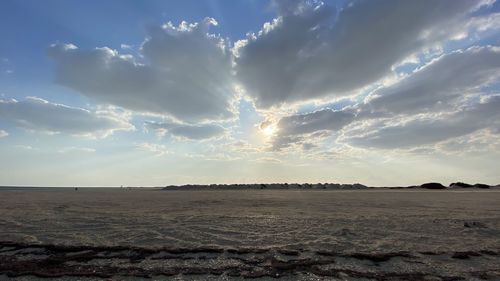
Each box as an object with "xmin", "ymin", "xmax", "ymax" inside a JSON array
[{"xmin": 261, "ymin": 125, "xmax": 276, "ymax": 137}]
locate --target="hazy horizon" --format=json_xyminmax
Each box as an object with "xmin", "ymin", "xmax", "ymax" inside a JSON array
[{"xmin": 1, "ymin": 0, "xmax": 500, "ymax": 187}]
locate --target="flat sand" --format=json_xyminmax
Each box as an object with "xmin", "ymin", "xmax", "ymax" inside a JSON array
[{"xmin": 1, "ymin": 189, "xmax": 499, "ymax": 280}]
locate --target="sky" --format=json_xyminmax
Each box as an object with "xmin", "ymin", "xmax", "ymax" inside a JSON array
[{"xmin": 1, "ymin": 0, "xmax": 500, "ymax": 187}]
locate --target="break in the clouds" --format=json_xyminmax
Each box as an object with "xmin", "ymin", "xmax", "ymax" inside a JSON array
[
  {"xmin": 0, "ymin": 97, "xmax": 133, "ymax": 137},
  {"xmin": 145, "ymin": 121, "xmax": 226, "ymax": 140},
  {"xmin": 234, "ymin": 0, "xmax": 494, "ymax": 108},
  {"xmin": 48, "ymin": 18, "xmax": 234, "ymax": 123}
]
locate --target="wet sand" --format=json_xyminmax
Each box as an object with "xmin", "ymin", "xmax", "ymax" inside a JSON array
[{"xmin": 1, "ymin": 189, "xmax": 499, "ymax": 279}]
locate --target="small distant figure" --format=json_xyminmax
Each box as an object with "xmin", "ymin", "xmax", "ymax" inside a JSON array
[{"xmin": 74, "ymin": 187, "xmax": 78, "ymax": 191}]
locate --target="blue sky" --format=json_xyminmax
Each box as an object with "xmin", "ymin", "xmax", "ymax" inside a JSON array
[{"xmin": 1, "ymin": 0, "xmax": 500, "ymax": 186}]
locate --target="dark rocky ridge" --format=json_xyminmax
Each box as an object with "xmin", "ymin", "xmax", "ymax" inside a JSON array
[
  {"xmin": 420, "ymin": 182, "xmax": 447, "ymax": 189},
  {"xmin": 450, "ymin": 182, "xmax": 492, "ymax": 189},
  {"xmin": 162, "ymin": 182, "xmax": 495, "ymax": 190}
]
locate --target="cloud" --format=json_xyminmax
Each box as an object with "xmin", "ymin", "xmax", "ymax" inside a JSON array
[
  {"xmin": 1, "ymin": 57, "xmax": 13, "ymax": 75},
  {"xmin": 277, "ymin": 108, "xmax": 356, "ymax": 136},
  {"xmin": 120, "ymin": 44, "xmax": 132, "ymax": 49},
  {"xmin": 14, "ymin": 145, "xmax": 37, "ymax": 150},
  {"xmin": 364, "ymin": 46, "xmax": 500, "ymax": 115},
  {"xmin": 58, "ymin": 147, "xmax": 96, "ymax": 153},
  {"xmin": 254, "ymin": 157, "xmax": 282, "ymax": 163},
  {"xmin": 269, "ymin": 0, "xmax": 314, "ymax": 16},
  {"xmin": 226, "ymin": 140, "xmax": 262, "ymax": 154},
  {"xmin": 0, "ymin": 130, "xmax": 7, "ymax": 138},
  {"xmin": 136, "ymin": 142, "xmax": 169, "ymax": 156},
  {"xmin": 234, "ymin": 0, "xmax": 493, "ymax": 108},
  {"xmin": 267, "ymin": 45, "xmax": 500, "ymax": 151},
  {"xmin": 145, "ymin": 121, "xmax": 226, "ymax": 140},
  {"xmin": 0, "ymin": 97, "xmax": 133, "ymax": 137},
  {"xmin": 48, "ymin": 17, "xmax": 235, "ymax": 122},
  {"xmin": 344, "ymin": 95, "xmax": 500, "ymax": 149},
  {"xmin": 436, "ymin": 129, "xmax": 500, "ymax": 154},
  {"xmin": 269, "ymin": 108, "xmax": 355, "ymax": 150}
]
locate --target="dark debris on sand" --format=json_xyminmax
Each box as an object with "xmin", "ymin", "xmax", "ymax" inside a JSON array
[{"xmin": 1, "ymin": 241, "xmax": 500, "ymax": 280}]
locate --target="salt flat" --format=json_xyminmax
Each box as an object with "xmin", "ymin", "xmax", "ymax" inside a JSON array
[{"xmin": 1, "ymin": 189, "xmax": 499, "ymax": 280}]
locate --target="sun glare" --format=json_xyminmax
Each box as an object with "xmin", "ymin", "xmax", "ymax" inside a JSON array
[{"xmin": 262, "ymin": 125, "xmax": 276, "ymax": 137}]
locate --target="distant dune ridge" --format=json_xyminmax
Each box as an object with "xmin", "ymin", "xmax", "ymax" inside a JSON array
[{"xmin": 162, "ymin": 182, "xmax": 498, "ymax": 190}]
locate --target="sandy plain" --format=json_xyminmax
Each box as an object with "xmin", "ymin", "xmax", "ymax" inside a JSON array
[{"xmin": 0, "ymin": 188, "xmax": 499, "ymax": 280}]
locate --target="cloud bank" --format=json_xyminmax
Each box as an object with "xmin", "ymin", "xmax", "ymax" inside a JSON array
[
  {"xmin": 346, "ymin": 95, "xmax": 500, "ymax": 149},
  {"xmin": 365, "ymin": 46, "xmax": 500, "ymax": 115},
  {"xmin": 40, "ymin": 0, "xmax": 500, "ymax": 156},
  {"xmin": 270, "ymin": 46, "xmax": 500, "ymax": 150},
  {"xmin": 234, "ymin": 0, "xmax": 493, "ymax": 108},
  {"xmin": 0, "ymin": 97, "xmax": 133, "ymax": 137}
]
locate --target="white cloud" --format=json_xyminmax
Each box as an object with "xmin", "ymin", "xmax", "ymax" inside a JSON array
[
  {"xmin": 58, "ymin": 147, "xmax": 96, "ymax": 153},
  {"xmin": 0, "ymin": 130, "xmax": 7, "ymax": 138},
  {"xmin": 48, "ymin": 17, "xmax": 235, "ymax": 122},
  {"xmin": 145, "ymin": 120, "xmax": 226, "ymax": 140},
  {"xmin": 254, "ymin": 157, "xmax": 282, "ymax": 163},
  {"xmin": 436, "ymin": 129, "xmax": 500, "ymax": 154},
  {"xmin": 120, "ymin": 44, "xmax": 132, "ymax": 49},
  {"xmin": 234, "ymin": 0, "xmax": 493, "ymax": 109},
  {"xmin": 0, "ymin": 97, "xmax": 133, "ymax": 137},
  {"xmin": 14, "ymin": 145, "xmax": 36, "ymax": 150},
  {"xmin": 136, "ymin": 142, "xmax": 169, "ymax": 156}
]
